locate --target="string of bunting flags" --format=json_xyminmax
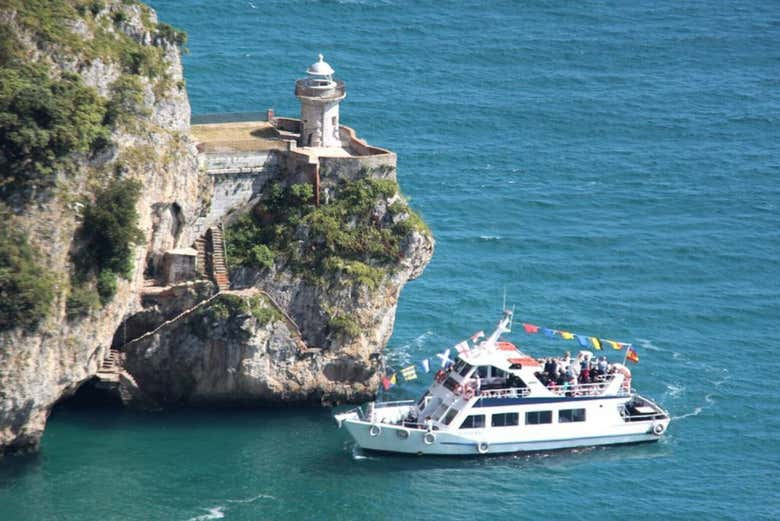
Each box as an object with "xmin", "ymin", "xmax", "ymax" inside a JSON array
[{"xmin": 381, "ymin": 323, "xmax": 639, "ymax": 391}]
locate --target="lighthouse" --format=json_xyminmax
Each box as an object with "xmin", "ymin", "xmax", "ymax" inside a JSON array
[{"xmin": 295, "ymin": 54, "xmax": 346, "ymax": 148}]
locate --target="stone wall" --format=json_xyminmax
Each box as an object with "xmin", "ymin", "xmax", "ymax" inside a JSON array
[{"xmin": 193, "ymin": 151, "xmax": 282, "ymax": 234}]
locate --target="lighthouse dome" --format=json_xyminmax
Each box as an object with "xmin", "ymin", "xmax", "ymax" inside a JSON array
[{"xmin": 307, "ymin": 54, "xmax": 335, "ymax": 76}]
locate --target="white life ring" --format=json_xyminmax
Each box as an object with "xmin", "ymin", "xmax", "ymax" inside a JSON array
[
  {"xmin": 652, "ymin": 423, "xmax": 665, "ymax": 436},
  {"xmin": 396, "ymin": 428, "xmax": 410, "ymax": 440},
  {"xmin": 369, "ymin": 424, "xmax": 382, "ymax": 437},
  {"xmin": 423, "ymin": 432, "xmax": 436, "ymax": 445},
  {"xmin": 477, "ymin": 441, "xmax": 489, "ymax": 454}
]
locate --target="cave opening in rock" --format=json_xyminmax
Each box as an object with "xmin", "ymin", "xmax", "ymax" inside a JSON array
[{"xmin": 52, "ymin": 378, "xmax": 123, "ymax": 411}]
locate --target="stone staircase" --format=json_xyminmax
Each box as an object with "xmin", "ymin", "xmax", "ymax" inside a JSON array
[
  {"xmin": 209, "ymin": 226, "xmax": 230, "ymax": 291},
  {"xmin": 95, "ymin": 348, "xmax": 121, "ymax": 384},
  {"xmin": 194, "ymin": 236, "xmax": 207, "ymax": 278}
]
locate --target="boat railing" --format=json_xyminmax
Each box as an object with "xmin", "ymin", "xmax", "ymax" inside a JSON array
[
  {"xmin": 477, "ymin": 387, "xmax": 531, "ymax": 399},
  {"xmin": 373, "ymin": 400, "xmax": 416, "ymax": 409},
  {"xmin": 546, "ymin": 376, "xmax": 630, "ymax": 397}
]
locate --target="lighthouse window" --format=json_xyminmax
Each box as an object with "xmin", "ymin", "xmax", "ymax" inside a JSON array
[
  {"xmin": 558, "ymin": 408, "xmax": 586, "ymax": 423},
  {"xmin": 460, "ymin": 414, "xmax": 486, "ymax": 429},
  {"xmin": 491, "ymin": 412, "xmax": 519, "ymax": 427},
  {"xmin": 525, "ymin": 410, "xmax": 553, "ymax": 425}
]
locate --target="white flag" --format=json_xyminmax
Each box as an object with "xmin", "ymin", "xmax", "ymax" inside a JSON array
[
  {"xmin": 420, "ymin": 359, "xmax": 430, "ymax": 373},
  {"xmin": 454, "ymin": 341, "xmax": 470, "ymax": 355},
  {"xmin": 436, "ymin": 349, "xmax": 452, "ymax": 368}
]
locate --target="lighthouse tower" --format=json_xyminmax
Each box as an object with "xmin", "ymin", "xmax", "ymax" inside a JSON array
[{"xmin": 295, "ymin": 54, "xmax": 346, "ymax": 148}]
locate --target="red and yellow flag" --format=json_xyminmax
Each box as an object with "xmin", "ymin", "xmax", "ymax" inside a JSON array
[{"xmin": 626, "ymin": 347, "xmax": 639, "ymax": 364}]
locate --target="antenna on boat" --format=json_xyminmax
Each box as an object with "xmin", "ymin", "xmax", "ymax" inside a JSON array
[{"xmin": 502, "ymin": 287, "xmax": 507, "ymax": 312}]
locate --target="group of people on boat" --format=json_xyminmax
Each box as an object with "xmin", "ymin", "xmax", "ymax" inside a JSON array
[{"xmin": 535, "ymin": 351, "xmax": 626, "ymax": 395}]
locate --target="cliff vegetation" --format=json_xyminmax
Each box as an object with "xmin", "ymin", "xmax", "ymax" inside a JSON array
[{"xmin": 227, "ymin": 178, "xmax": 428, "ymax": 290}]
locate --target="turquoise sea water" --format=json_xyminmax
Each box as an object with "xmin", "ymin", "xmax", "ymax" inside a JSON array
[{"xmin": 3, "ymin": 1, "xmax": 780, "ymax": 519}]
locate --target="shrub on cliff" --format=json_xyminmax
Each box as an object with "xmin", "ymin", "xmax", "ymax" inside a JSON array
[
  {"xmin": 226, "ymin": 178, "xmax": 425, "ymax": 289},
  {"xmin": 0, "ymin": 62, "xmax": 108, "ymax": 202},
  {"xmin": 69, "ymin": 178, "xmax": 144, "ymax": 311},
  {"xmin": 0, "ymin": 225, "xmax": 56, "ymax": 332}
]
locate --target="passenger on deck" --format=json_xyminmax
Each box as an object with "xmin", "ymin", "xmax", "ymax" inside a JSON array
[{"xmin": 598, "ymin": 356, "xmax": 608, "ymax": 376}]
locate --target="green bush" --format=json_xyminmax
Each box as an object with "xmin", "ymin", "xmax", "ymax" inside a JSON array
[
  {"xmin": 96, "ymin": 270, "xmax": 118, "ymax": 304},
  {"xmin": 0, "ymin": 225, "xmax": 56, "ymax": 331},
  {"xmin": 77, "ymin": 178, "xmax": 144, "ymax": 278},
  {"xmin": 225, "ymin": 178, "xmax": 426, "ymax": 290},
  {"xmin": 328, "ymin": 314, "xmax": 361, "ymax": 339},
  {"xmin": 66, "ymin": 284, "xmax": 100, "ymax": 319},
  {"xmin": 250, "ymin": 244, "xmax": 275, "ymax": 270},
  {"xmin": 246, "ymin": 295, "xmax": 282, "ymax": 326},
  {"xmin": 0, "ymin": 62, "xmax": 108, "ymax": 201},
  {"xmin": 103, "ymin": 75, "xmax": 148, "ymax": 127},
  {"xmin": 156, "ymin": 22, "xmax": 187, "ymax": 47}
]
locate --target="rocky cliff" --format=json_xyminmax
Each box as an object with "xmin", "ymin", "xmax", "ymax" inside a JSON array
[
  {"xmin": 0, "ymin": 0, "xmax": 202, "ymax": 455},
  {"xmin": 0, "ymin": 1, "xmax": 432, "ymax": 455}
]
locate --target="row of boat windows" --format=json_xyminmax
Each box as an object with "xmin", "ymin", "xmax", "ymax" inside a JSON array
[{"xmin": 454, "ymin": 408, "xmax": 587, "ymax": 429}]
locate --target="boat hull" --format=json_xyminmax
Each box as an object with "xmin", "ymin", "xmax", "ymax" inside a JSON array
[{"xmin": 336, "ymin": 404, "xmax": 670, "ymax": 456}]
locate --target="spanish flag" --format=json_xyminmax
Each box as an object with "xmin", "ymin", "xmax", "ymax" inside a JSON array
[{"xmin": 626, "ymin": 347, "xmax": 639, "ymax": 364}]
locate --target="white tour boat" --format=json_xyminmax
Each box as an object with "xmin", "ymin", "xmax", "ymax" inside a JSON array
[{"xmin": 335, "ymin": 310, "xmax": 670, "ymax": 455}]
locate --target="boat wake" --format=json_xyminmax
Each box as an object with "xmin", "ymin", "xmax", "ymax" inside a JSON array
[
  {"xmin": 187, "ymin": 493, "xmax": 275, "ymax": 520},
  {"xmin": 673, "ymin": 406, "xmax": 702, "ymax": 421},
  {"xmin": 187, "ymin": 507, "xmax": 225, "ymax": 521},
  {"xmin": 227, "ymin": 493, "xmax": 276, "ymax": 504}
]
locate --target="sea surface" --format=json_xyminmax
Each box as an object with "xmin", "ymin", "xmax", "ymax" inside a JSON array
[{"xmin": 2, "ymin": 1, "xmax": 779, "ymax": 519}]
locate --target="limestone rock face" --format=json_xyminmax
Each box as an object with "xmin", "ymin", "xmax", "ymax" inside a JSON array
[
  {"xmin": 123, "ymin": 227, "xmax": 433, "ymax": 406},
  {"xmin": 0, "ymin": 1, "xmax": 201, "ymax": 455}
]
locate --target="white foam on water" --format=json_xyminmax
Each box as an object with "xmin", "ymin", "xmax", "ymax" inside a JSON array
[
  {"xmin": 673, "ymin": 406, "xmax": 703, "ymax": 421},
  {"xmin": 227, "ymin": 493, "xmax": 276, "ymax": 504},
  {"xmin": 479, "ymin": 235, "xmax": 503, "ymax": 241},
  {"xmin": 635, "ymin": 338, "xmax": 663, "ymax": 352},
  {"xmin": 664, "ymin": 383, "xmax": 685, "ymax": 398},
  {"xmin": 188, "ymin": 507, "xmax": 225, "ymax": 521},
  {"xmin": 389, "ymin": 330, "xmax": 433, "ymax": 365}
]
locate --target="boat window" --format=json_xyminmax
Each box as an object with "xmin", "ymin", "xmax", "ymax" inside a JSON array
[
  {"xmin": 442, "ymin": 408, "xmax": 460, "ymax": 426},
  {"xmin": 416, "ymin": 392, "xmax": 431, "ymax": 410},
  {"xmin": 493, "ymin": 368, "xmax": 507, "ymax": 379},
  {"xmin": 477, "ymin": 366, "xmax": 489, "ymax": 378},
  {"xmin": 432, "ymin": 402, "xmax": 449, "ymax": 421},
  {"xmin": 558, "ymin": 408, "xmax": 586, "ymax": 423},
  {"xmin": 443, "ymin": 377, "xmax": 460, "ymax": 393},
  {"xmin": 525, "ymin": 410, "xmax": 553, "ymax": 425},
  {"xmin": 453, "ymin": 359, "xmax": 472, "ymax": 377},
  {"xmin": 491, "ymin": 412, "xmax": 519, "ymax": 427},
  {"xmin": 460, "ymin": 414, "xmax": 486, "ymax": 429}
]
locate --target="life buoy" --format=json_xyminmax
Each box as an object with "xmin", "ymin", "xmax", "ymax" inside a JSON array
[
  {"xmin": 463, "ymin": 386, "xmax": 475, "ymax": 400},
  {"xmin": 652, "ymin": 423, "xmax": 665, "ymax": 436},
  {"xmin": 477, "ymin": 441, "xmax": 489, "ymax": 454},
  {"xmin": 435, "ymin": 370, "xmax": 446, "ymax": 383},
  {"xmin": 396, "ymin": 428, "xmax": 410, "ymax": 440},
  {"xmin": 423, "ymin": 432, "xmax": 436, "ymax": 445},
  {"xmin": 369, "ymin": 424, "xmax": 381, "ymax": 437}
]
